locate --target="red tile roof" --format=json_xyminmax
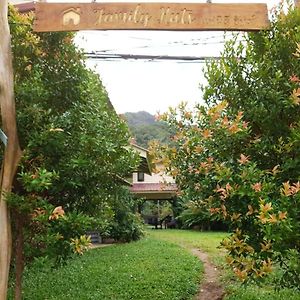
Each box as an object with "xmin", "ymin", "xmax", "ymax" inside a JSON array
[
  {"xmin": 130, "ymin": 183, "xmax": 177, "ymax": 192},
  {"xmin": 14, "ymin": 2, "xmax": 35, "ymax": 13}
]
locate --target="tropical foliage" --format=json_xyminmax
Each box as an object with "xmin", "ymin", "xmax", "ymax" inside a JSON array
[
  {"xmin": 6, "ymin": 6, "xmax": 143, "ymax": 298},
  {"xmin": 150, "ymin": 4, "xmax": 300, "ymax": 289}
]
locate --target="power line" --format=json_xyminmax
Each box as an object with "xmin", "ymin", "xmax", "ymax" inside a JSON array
[
  {"xmin": 78, "ymin": 32, "xmax": 243, "ymax": 53},
  {"xmin": 81, "ymin": 36, "xmax": 245, "ymax": 54},
  {"xmin": 85, "ymin": 52, "xmax": 221, "ymax": 62}
]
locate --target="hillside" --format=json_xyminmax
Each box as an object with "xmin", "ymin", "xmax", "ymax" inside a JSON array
[
  {"xmin": 124, "ymin": 111, "xmax": 173, "ymax": 148},
  {"xmin": 124, "ymin": 111, "xmax": 156, "ymax": 127}
]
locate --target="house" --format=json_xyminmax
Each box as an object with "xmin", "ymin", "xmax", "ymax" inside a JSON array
[
  {"xmin": 130, "ymin": 143, "xmax": 178, "ymax": 228},
  {"xmin": 130, "ymin": 143, "xmax": 177, "ymax": 201}
]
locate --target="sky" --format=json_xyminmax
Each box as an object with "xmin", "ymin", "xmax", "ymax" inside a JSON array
[
  {"xmin": 73, "ymin": 0, "xmax": 281, "ymax": 114},
  {"xmin": 76, "ymin": 30, "xmax": 216, "ymax": 114},
  {"xmin": 13, "ymin": 0, "xmax": 281, "ymax": 114}
]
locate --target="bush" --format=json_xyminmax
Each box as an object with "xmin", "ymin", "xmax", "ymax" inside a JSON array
[
  {"xmin": 109, "ymin": 187, "xmax": 145, "ymax": 242},
  {"xmin": 110, "ymin": 212, "xmax": 145, "ymax": 242},
  {"xmin": 150, "ymin": 5, "xmax": 300, "ymax": 288}
]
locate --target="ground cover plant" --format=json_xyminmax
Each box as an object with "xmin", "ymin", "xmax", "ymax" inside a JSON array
[
  {"xmin": 224, "ymin": 284, "xmax": 300, "ymax": 300},
  {"xmin": 148, "ymin": 230, "xmax": 300, "ymax": 300},
  {"xmin": 148, "ymin": 229, "xmax": 227, "ymax": 260},
  {"xmin": 8, "ymin": 237, "xmax": 202, "ymax": 300}
]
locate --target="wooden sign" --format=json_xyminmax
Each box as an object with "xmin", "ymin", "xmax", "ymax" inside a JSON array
[{"xmin": 34, "ymin": 2, "xmax": 269, "ymax": 32}]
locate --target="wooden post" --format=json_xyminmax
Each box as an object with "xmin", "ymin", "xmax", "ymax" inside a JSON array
[{"xmin": 0, "ymin": 1, "xmax": 22, "ymax": 299}]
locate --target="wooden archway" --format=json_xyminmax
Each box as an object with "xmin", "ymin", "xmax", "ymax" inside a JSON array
[{"xmin": 1, "ymin": 1, "xmax": 298, "ymax": 298}]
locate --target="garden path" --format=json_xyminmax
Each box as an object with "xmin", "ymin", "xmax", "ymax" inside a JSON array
[{"xmin": 191, "ymin": 248, "xmax": 224, "ymax": 300}]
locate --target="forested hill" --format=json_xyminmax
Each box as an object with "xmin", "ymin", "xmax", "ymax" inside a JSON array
[
  {"xmin": 124, "ymin": 111, "xmax": 156, "ymax": 127},
  {"xmin": 124, "ymin": 111, "xmax": 173, "ymax": 148}
]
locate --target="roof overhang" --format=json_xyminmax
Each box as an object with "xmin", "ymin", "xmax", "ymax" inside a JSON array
[
  {"xmin": 130, "ymin": 183, "xmax": 177, "ymax": 200},
  {"xmin": 13, "ymin": 1, "xmax": 35, "ymax": 13},
  {"xmin": 132, "ymin": 191, "xmax": 177, "ymax": 200}
]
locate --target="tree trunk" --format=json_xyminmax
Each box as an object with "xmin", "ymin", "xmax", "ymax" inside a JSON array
[{"xmin": 0, "ymin": 2, "xmax": 22, "ymax": 299}]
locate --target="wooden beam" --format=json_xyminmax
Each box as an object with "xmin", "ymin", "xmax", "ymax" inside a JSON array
[
  {"xmin": 34, "ymin": 2, "xmax": 269, "ymax": 32},
  {"xmin": 0, "ymin": 2, "xmax": 22, "ymax": 299}
]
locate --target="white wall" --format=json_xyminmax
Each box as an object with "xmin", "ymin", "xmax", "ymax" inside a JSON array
[{"xmin": 133, "ymin": 169, "xmax": 175, "ymax": 184}]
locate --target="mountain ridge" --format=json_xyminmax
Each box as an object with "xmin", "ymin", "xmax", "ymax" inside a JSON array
[{"xmin": 123, "ymin": 111, "xmax": 172, "ymax": 148}]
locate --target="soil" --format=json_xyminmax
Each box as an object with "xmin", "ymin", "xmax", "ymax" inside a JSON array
[{"xmin": 191, "ymin": 248, "xmax": 225, "ymax": 300}]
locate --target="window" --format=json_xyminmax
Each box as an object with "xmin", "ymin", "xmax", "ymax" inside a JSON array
[{"xmin": 137, "ymin": 172, "xmax": 144, "ymax": 182}]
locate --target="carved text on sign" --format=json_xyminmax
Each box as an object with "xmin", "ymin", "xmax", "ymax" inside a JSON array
[
  {"xmin": 34, "ymin": 3, "xmax": 270, "ymax": 32},
  {"xmin": 159, "ymin": 7, "xmax": 193, "ymax": 25},
  {"xmin": 94, "ymin": 5, "xmax": 152, "ymax": 27},
  {"xmin": 92, "ymin": 5, "xmax": 194, "ymax": 27}
]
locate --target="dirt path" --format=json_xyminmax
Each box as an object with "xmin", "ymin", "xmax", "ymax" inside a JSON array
[
  {"xmin": 89, "ymin": 243, "xmax": 114, "ymax": 249},
  {"xmin": 191, "ymin": 248, "xmax": 225, "ymax": 300}
]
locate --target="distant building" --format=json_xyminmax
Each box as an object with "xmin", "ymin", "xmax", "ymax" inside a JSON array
[{"xmin": 130, "ymin": 143, "xmax": 177, "ymax": 201}]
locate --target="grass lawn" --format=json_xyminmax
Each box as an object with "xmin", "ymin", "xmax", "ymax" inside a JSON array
[
  {"xmin": 9, "ymin": 229, "xmax": 300, "ymax": 299},
  {"xmin": 9, "ymin": 237, "xmax": 202, "ymax": 300},
  {"xmin": 148, "ymin": 229, "xmax": 300, "ymax": 300},
  {"xmin": 147, "ymin": 229, "xmax": 227, "ymax": 262},
  {"xmin": 224, "ymin": 284, "xmax": 300, "ymax": 300}
]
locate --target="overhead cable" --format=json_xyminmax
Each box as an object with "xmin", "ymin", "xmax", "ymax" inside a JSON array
[{"xmin": 85, "ymin": 52, "xmax": 221, "ymax": 61}]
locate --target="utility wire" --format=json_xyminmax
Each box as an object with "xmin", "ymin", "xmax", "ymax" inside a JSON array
[
  {"xmin": 83, "ymin": 35, "xmax": 245, "ymax": 53},
  {"xmin": 85, "ymin": 52, "xmax": 221, "ymax": 61}
]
